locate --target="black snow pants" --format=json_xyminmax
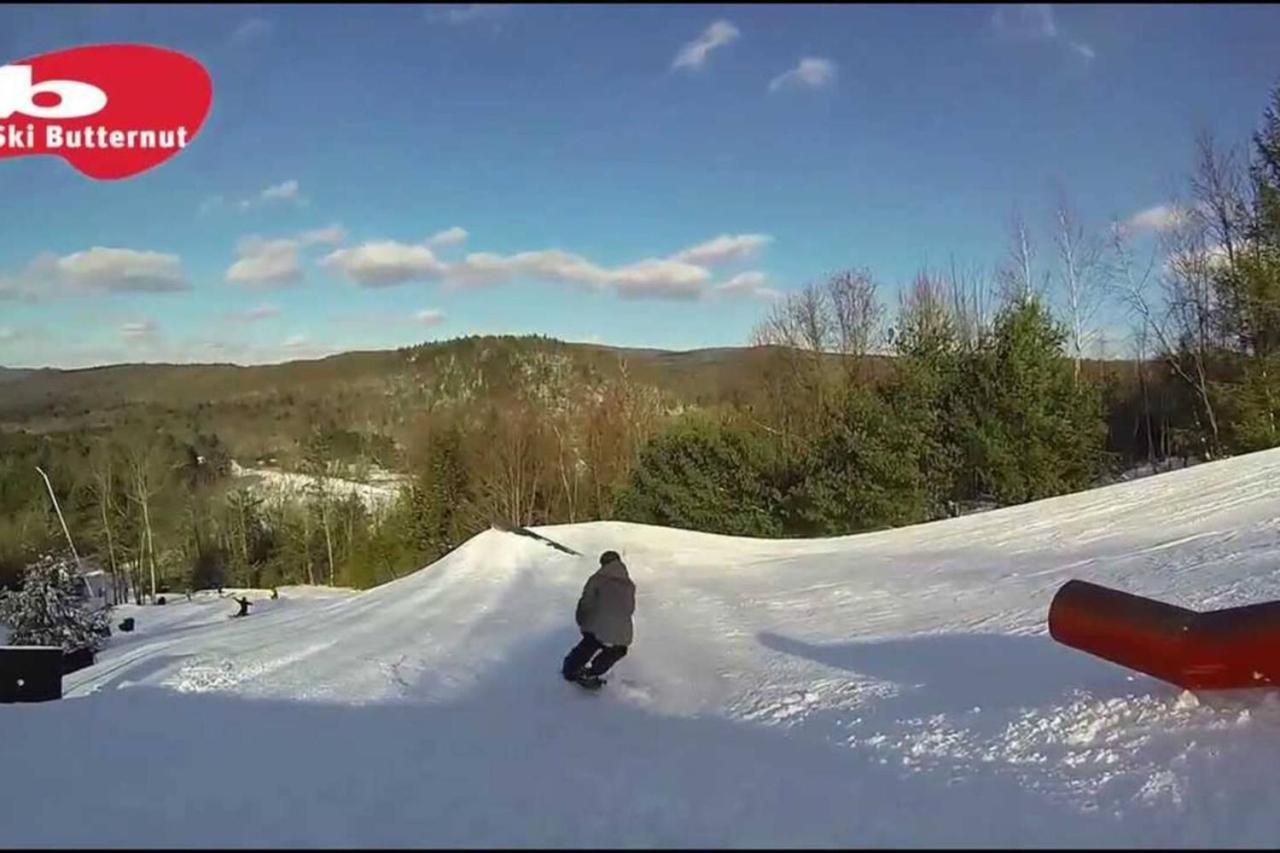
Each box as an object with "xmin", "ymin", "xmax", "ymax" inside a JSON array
[{"xmin": 562, "ymin": 632, "xmax": 628, "ymax": 679}]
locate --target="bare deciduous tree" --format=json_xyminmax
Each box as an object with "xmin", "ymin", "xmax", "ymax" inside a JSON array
[
  {"xmin": 1050, "ymin": 185, "xmax": 1108, "ymax": 380},
  {"xmin": 1110, "ymin": 215, "xmax": 1222, "ymax": 457},
  {"xmin": 945, "ymin": 256, "xmax": 993, "ymax": 352},
  {"xmin": 996, "ymin": 208, "xmax": 1047, "ymax": 305}
]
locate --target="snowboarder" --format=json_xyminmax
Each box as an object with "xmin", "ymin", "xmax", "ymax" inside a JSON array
[
  {"xmin": 231, "ymin": 595, "xmax": 252, "ymax": 618},
  {"xmin": 561, "ymin": 550, "xmax": 635, "ymax": 688}
]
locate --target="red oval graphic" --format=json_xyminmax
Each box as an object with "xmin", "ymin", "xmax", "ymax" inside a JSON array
[{"xmin": 0, "ymin": 43, "xmax": 212, "ymax": 180}]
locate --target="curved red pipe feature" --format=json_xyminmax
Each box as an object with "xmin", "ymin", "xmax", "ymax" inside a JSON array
[{"xmin": 1048, "ymin": 579, "xmax": 1280, "ymax": 690}]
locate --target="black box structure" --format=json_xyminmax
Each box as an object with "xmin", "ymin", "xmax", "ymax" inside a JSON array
[{"xmin": 0, "ymin": 646, "xmax": 64, "ymax": 703}]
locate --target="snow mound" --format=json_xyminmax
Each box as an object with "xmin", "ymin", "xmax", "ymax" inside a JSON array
[{"xmin": 9, "ymin": 449, "xmax": 1280, "ymax": 846}]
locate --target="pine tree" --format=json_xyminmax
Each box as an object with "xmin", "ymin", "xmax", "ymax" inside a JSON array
[
  {"xmin": 784, "ymin": 387, "xmax": 930, "ymax": 535},
  {"xmin": 959, "ymin": 297, "xmax": 1107, "ymax": 504},
  {"xmin": 613, "ymin": 415, "xmax": 783, "ymax": 537},
  {"xmin": 0, "ymin": 554, "xmax": 112, "ymax": 652}
]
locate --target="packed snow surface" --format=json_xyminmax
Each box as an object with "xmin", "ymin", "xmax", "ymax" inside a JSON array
[
  {"xmin": 9, "ymin": 449, "xmax": 1280, "ymax": 846},
  {"xmin": 228, "ymin": 460, "xmax": 404, "ymax": 514}
]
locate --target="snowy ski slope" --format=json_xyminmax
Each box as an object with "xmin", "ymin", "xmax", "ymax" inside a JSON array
[{"xmin": 8, "ymin": 449, "xmax": 1280, "ymax": 846}]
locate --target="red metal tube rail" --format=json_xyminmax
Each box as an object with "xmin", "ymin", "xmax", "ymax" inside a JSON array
[{"xmin": 1048, "ymin": 579, "xmax": 1280, "ymax": 690}]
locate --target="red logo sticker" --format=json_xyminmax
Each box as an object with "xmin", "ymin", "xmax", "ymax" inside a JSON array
[{"xmin": 0, "ymin": 43, "xmax": 212, "ymax": 180}]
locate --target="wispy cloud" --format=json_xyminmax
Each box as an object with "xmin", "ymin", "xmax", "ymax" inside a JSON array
[
  {"xmin": 427, "ymin": 4, "xmax": 514, "ymax": 25},
  {"xmin": 226, "ymin": 224, "xmax": 347, "ymax": 288},
  {"xmin": 1123, "ymin": 204, "xmax": 1186, "ymax": 235},
  {"xmin": 415, "ymin": 309, "xmax": 446, "ymax": 326},
  {"xmin": 228, "ymin": 303, "xmax": 281, "ymax": 322},
  {"xmin": 202, "ymin": 180, "xmax": 308, "ymax": 215},
  {"xmin": 714, "ymin": 271, "xmax": 781, "ymax": 301},
  {"xmin": 673, "ymin": 234, "xmax": 773, "ymax": 267},
  {"xmin": 1070, "ymin": 41, "xmax": 1096, "ymax": 62},
  {"xmin": 426, "ymin": 226, "xmax": 469, "ymax": 248},
  {"xmin": 991, "ymin": 4, "xmax": 1057, "ymax": 40},
  {"xmin": 230, "ymin": 17, "xmax": 273, "ymax": 46},
  {"xmin": 990, "ymin": 5, "xmax": 1096, "ymax": 64},
  {"xmin": 198, "ymin": 195, "xmax": 224, "ymax": 216},
  {"xmin": 120, "ymin": 318, "xmax": 159, "ymax": 343},
  {"xmin": 672, "ymin": 20, "xmax": 740, "ymax": 72},
  {"xmin": 237, "ymin": 179, "xmax": 307, "ymax": 212},
  {"xmin": 768, "ymin": 57, "xmax": 837, "ymax": 93},
  {"xmin": 316, "ymin": 229, "xmax": 774, "ymax": 302}
]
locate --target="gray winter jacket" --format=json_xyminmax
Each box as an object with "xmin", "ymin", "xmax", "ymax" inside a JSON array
[{"xmin": 575, "ymin": 556, "xmax": 635, "ymax": 647}]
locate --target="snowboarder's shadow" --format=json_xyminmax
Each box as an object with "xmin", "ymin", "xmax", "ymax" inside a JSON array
[{"xmin": 757, "ymin": 630, "xmax": 1161, "ymax": 727}]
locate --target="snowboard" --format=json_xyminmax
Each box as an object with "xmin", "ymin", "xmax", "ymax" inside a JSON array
[{"xmin": 570, "ymin": 673, "xmax": 607, "ymax": 691}]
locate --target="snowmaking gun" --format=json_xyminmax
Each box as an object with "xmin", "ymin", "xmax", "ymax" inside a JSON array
[{"xmin": 1048, "ymin": 579, "xmax": 1280, "ymax": 690}]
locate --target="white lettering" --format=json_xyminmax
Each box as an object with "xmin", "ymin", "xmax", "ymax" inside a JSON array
[{"xmin": 0, "ymin": 65, "xmax": 107, "ymax": 120}]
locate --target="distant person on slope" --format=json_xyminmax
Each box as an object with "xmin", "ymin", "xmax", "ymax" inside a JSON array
[{"xmin": 561, "ymin": 551, "xmax": 635, "ymax": 685}]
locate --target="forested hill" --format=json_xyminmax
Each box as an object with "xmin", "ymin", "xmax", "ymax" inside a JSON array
[
  {"xmin": 0, "ymin": 337, "xmax": 1132, "ymax": 449},
  {"xmin": 0, "ymin": 336, "xmax": 888, "ymax": 445}
]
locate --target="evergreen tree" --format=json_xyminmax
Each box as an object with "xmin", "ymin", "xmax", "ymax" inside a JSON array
[
  {"xmin": 614, "ymin": 415, "xmax": 783, "ymax": 537},
  {"xmin": 959, "ymin": 297, "xmax": 1107, "ymax": 504},
  {"xmin": 784, "ymin": 387, "xmax": 930, "ymax": 535},
  {"xmin": 411, "ymin": 423, "xmax": 472, "ymax": 561},
  {"xmin": 0, "ymin": 554, "xmax": 112, "ymax": 652}
]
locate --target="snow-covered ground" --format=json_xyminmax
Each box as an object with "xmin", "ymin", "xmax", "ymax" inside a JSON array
[
  {"xmin": 228, "ymin": 461, "xmax": 405, "ymax": 514},
  {"xmin": 9, "ymin": 449, "xmax": 1280, "ymax": 846}
]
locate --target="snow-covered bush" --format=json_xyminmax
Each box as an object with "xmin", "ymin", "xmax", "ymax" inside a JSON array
[{"xmin": 0, "ymin": 554, "xmax": 112, "ymax": 652}]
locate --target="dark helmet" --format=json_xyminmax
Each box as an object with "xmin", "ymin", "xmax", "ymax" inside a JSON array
[{"xmin": 599, "ymin": 550, "xmax": 621, "ymax": 566}]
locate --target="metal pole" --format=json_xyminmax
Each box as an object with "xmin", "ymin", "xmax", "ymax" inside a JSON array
[{"xmin": 35, "ymin": 466, "xmax": 81, "ymax": 569}]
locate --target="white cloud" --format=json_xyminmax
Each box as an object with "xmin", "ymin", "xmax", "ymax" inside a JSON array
[
  {"xmin": 227, "ymin": 238, "xmax": 306, "ymax": 287},
  {"xmin": 991, "ymin": 4, "xmax": 1057, "ymax": 40},
  {"xmin": 320, "ymin": 241, "xmax": 448, "ymax": 287},
  {"xmin": 1165, "ymin": 243, "xmax": 1233, "ymax": 275},
  {"xmin": 120, "ymin": 319, "xmax": 159, "ymax": 342},
  {"xmin": 610, "ymin": 259, "xmax": 710, "ymax": 300},
  {"xmin": 226, "ymin": 224, "xmax": 345, "ymax": 288},
  {"xmin": 260, "ymin": 179, "xmax": 302, "ymax": 203},
  {"xmin": 426, "ymin": 226, "xmax": 469, "ymax": 248},
  {"xmin": 298, "ymin": 224, "xmax": 348, "ymax": 246},
  {"xmin": 768, "ymin": 57, "xmax": 837, "ymax": 93},
  {"xmin": 230, "ymin": 17, "xmax": 273, "ymax": 45},
  {"xmin": 428, "ymin": 4, "xmax": 513, "ymax": 24},
  {"xmin": 315, "ymin": 229, "xmax": 772, "ymax": 302},
  {"xmin": 230, "ymin": 303, "xmax": 280, "ymax": 322},
  {"xmin": 0, "ymin": 326, "xmax": 19, "ymax": 342},
  {"xmin": 446, "ymin": 249, "xmax": 602, "ymax": 288},
  {"xmin": 236, "ymin": 179, "xmax": 307, "ymax": 212},
  {"xmin": 415, "ymin": 309, "xmax": 446, "ymax": 326},
  {"xmin": 446, "ymin": 250, "xmax": 709, "ymax": 299},
  {"xmin": 282, "ymin": 334, "xmax": 310, "ymax": 350},
  {"xmin": 1124, "ymin": 204, "xmax": 1186, "ymax": 235},
  {"xmin": 1, "ymin": 248, "xmax": 190, "ymax": 299},
  {"xmin": 714, "ymin": 271, "xmax": 781, "ymax": 301},
  {"xmin": 1070, "ymin": 41, "xmax": 1096, "ymax": 61},
  {"xmin": 56, "ymin": 248, "xmax": 189, "ymax": 294},
  {"xmin": 990, "ymin": 5, "xmax": 1099, "ymax": 63},
  {"xmin": 198, "ymin": 195, "xmax": 224, "ymax": 216},
  {"xmin": 673, "ymin": 233, "xmax": 773, "ymax": 267},
  {"xmin": 672, "ymin": 20, "xmax": 740, "ymax": 71}
]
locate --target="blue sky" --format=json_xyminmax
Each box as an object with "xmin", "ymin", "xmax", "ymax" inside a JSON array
[{"xmin": 2, "ymin": 3, "xmax": 1279, "ymax": 368}]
